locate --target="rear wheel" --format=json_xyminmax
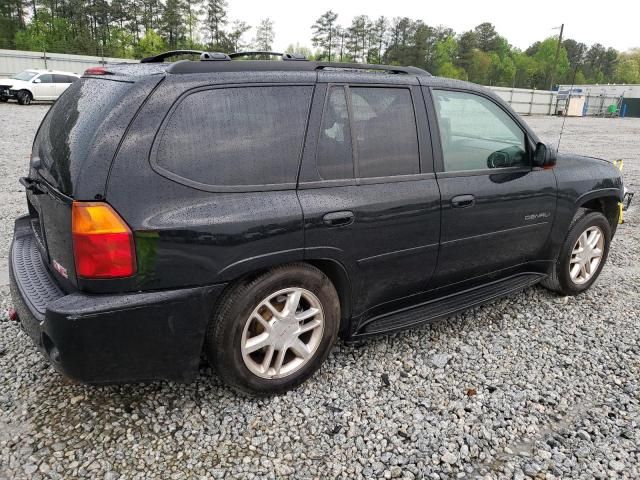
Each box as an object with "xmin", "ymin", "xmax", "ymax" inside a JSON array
[
  {"xmin": 541, "ymin": 211, "xmax": 611, "ymax": 296},
  {"xmin": 205, "ymin": 263, "xmax": 340, "ymax": 395},
  {"xmin": 17, "ymin": 90, "xmax": 32, "ymax": 105}
]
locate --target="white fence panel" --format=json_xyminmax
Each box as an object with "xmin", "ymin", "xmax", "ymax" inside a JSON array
[
  {"xmin": 0, "ymin": 49, "xmax": 137, "ymax": 77},
  {"xmin": 489, "ymin": 86, "xmax": 557, "ymax": 116}
]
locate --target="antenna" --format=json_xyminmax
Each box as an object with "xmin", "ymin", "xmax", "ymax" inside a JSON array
[{"xmin": 557, "ymin": 61, "xmax": 580, "ymax": 152}]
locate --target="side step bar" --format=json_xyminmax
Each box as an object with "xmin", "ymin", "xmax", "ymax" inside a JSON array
[{"xmin": 354, "ymin": 272, "xmax": 545, "ymax": 338}]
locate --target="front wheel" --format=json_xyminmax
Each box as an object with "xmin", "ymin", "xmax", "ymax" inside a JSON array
[
  {"xmin": 17, "ymin": 90, "xmax": 32, "ymax": 105},
  {"xmin": 541, "ymin": 211, "xmax": 611, "ymax": 296},
  {"xmin": 205, "ymin": 263, "xmax": 340, "ymax": 395}
]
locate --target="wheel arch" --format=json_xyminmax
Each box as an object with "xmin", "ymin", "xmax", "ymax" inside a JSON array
[
  {"xmin": 215, "ymin": 258, "xmax": 354, "ymax": 338},
  {"xmin": 576, "ymin": 192, "xmax": 619, "ymax": 233},
  {"xmin": 305, "ymin": 258, "xmax": 353, "ymax": 337}
]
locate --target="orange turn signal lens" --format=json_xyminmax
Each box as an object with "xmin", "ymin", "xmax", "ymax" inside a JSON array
[{"xmin": 72, "ymin": 202, "xmax": 136, "ymax": 278}]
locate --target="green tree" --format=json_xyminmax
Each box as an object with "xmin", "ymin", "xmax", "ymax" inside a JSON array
[
  {"xmin": 311, "ymin": 10, "xmax": 338, "ymax": 61},
  {"xmin": 533, "ymin": 37, "xmax": 569, "ymax": 89},
  {"xmin": 161, "ymin": 0, "xmax": 185, "ymax": 49},
  {"xmin": 203, "ymin": 0, "xmax": 227, "ymax": 49},
  {"xmin": 134, "ymin": 28, "xmax": 166, "ymax": 57},
  {"xmin": 227, "ymin": 20, "xmax": 250, "ymax": 52},
  {"xmin": 615, "ymin": 49, "xmax": 640, "ymax": 83},
  {"xmin": 253, "ymin": 17, "xmax": 274, "ymax": 52}
]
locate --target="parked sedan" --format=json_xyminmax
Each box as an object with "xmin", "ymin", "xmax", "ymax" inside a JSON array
[{"xmin": 0, "ymin": 69, "xmax": 79, "ymax": 105}]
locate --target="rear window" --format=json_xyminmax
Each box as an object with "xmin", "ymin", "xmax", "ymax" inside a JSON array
[
  {"xmin": 154, "ymin": 86, "xmax": 313, "ymax": 189},
  {"xmin": 350, "ymin": 87, "xmax": 419, "ymax": 178},
  {"xmin": 33, "ymin": 78, "xmax": 133, "ymax": 194}
]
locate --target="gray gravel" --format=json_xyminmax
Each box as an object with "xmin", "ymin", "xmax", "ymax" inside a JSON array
[{"xmin": 1, "ymin": 103, "xmax": 639, "ymax": 479}]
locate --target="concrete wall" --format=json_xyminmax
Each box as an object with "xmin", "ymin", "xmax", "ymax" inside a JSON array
[{"xmin": 0, "ymin": 49, "xmax": 137, "ymax": 77}]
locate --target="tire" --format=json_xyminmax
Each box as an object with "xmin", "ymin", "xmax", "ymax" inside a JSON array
[
  {"xmin": 17, "ymin": 90, "xmax": 32, "ymax": 105},
  {"xmin": 0, "ymin": 97, "xmax": 8, "ymax": 103},
  {"xmin": 205, "ymin": 263, "xmax": 340, "ymax": 395},
  {"xmin": 541, "ymin": 211, "xmax": 611, "ymax": 296}
]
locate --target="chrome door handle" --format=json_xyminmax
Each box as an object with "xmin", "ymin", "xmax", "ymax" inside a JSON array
[
  {"xmin": 451, "ymin": 194, "xmax": 475, "ymax": 208},
  {"xmin": 322, "ymin": 211, "xmax": 354, "ymax": 227}
]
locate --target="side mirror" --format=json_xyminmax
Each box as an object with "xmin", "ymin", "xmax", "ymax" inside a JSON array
[
  {"xmin": 33, "ymin": 78, "xmax": 41, "ymax": 83},
  {"xmin": 533, "ymin": 142, "xmax": 557, "ymax": 168}
]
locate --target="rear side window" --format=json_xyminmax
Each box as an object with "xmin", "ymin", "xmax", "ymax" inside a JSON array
[
  {"xmin": 350, "ymin": 87, "xmax": 419, "ymax": 178},
  {"xmin": 155, "ymin": 86, "xmax": 313, "ymax": 188},
  {"xmin": 53, "ymin": 74, "xmax": 74, "ymax": 83},
  {"xmin": 316, "ymin": 86, "xmax": 353, "ymax": 180}
]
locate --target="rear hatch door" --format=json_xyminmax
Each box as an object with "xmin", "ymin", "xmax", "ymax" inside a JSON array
[{"xmin": 26, "ymin": 73, "xmax": 163, "ymax": 289}]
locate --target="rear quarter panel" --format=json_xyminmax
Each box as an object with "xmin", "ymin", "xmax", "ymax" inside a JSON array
[{"xmin": 103, "ymin": 72, "xmax": 314, "ymax": 292}]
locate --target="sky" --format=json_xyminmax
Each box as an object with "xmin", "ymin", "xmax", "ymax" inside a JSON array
[{"xmin": 227, "ymin": 0, "xmax": 639, "ymax": 53}]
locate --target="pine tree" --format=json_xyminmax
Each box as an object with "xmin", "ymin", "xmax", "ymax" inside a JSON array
[
  {"xmin": 253, "ymin": 17, "xmax": 274, "ymax": 52},
  {"xmin": 311, "ymin": 10, "xmax": 338, "ymax": 61},
  {"xmin": 203, "ymin": 0, "xmax": 227, "ymax": 49},
  {"xmin": 228, "ymin": 20, "xmax": 250, "ymax": 52}
]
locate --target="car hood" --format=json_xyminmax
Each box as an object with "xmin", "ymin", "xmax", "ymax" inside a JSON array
[{"xmin": 0, "ymin": 79, "xmax": 29, "ymax": 88}]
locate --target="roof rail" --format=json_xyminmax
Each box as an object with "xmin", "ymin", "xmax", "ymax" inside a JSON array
[
  {"xmin": 229, "ymin": 51, "xmax": 307, "ymax": 61},
  {"xmin": 315, "ymin": 62, "xmax": 430, "ymax": 76},
  {"xmin": 140, "ymin": 50, "xmax": 204, "ymax": 63}
]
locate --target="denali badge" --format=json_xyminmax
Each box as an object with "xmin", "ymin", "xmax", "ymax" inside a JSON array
[
  {"xmin": 524, "ymin": 212, "xmax": 551, "ymax": 221},
  {"xmin": 52, "ymin": 259, "xmax": 68, "ymax": 279}
]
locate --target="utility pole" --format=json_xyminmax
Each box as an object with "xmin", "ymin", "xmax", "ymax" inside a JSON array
[{"xmin": 549, "ymin": 23, "xmax": 564, "ymax": 90}]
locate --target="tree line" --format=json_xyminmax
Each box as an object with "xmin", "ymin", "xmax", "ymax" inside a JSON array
[{"xmin": 1, "ymin": 1, "xmax": 639, "ymax": 88}]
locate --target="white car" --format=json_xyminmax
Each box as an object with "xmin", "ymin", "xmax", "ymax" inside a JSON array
[{"xmin": 0, "ymin": 69, "xmax": 80, "ymax": 105}]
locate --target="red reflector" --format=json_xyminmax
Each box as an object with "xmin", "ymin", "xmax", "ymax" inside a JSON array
[
  {"xmin": 84, "ymin": 66, "xmax": 110, "ymax": 76},
  {"xmin": 8, "ymin": 308, "xmax": 18, "ymax": 321},
  {"xmin": 72, "ymin": 202, "xmax": 136, "ymax": 279}
]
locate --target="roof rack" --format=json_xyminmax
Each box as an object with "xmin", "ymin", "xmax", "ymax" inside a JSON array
[
  {"xmin": 141, "ymin": 51, "xmax": 429, "ymax": 76},
  {"xmin": 229, "ymin": 51, "xmax": 307, "ymax": 61},
  {"xmin": 315, "ymin": 62, "xmax": 429, "ymax": 76},
  {"xmin": 140, "ymin": 50, "xmax": 204, "ymax": 63},
  {"xmin": 156, "ymin": 50, "xmax": 430, "ymax": 76}
]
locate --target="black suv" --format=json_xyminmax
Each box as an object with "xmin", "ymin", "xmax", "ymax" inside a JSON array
[{"xmin": 9, "ymin": 51, "xmax": 626, "ymax": 395}]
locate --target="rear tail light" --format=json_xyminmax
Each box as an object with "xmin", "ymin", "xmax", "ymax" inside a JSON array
[
  {"xmin": 72, "ymin": 202, "xmax": 136, "ymax": 278},
  {"xmin": 83, "ymin": 66, "xmax": 111, "ymax": 76}
]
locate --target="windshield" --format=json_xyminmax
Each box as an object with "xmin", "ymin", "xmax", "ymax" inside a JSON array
[{"xmin": 12, "ymin": 70, "xmax": 38, "ymax": 81}]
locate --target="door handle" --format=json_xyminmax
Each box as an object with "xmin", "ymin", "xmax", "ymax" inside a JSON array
[
  {"xmin": 451, "ymin": 194, "xmax": 475, "ymax": 208},
  {"xmin": 322, "ymin": 211, "xmax": 354, "ymax": 227}
]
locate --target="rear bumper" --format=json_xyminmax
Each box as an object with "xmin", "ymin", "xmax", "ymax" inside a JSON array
[{"xmin": 9, "ymin": 216, "xmax": 226, "ymax": 384}]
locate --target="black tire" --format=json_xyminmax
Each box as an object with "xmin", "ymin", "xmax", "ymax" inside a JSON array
[
  {"xmin": 205, "ymin": 263, "xmax": 340, "ymax": 395},
  {"xmin": 0, "ymin": 97, "xmax": 8, "ymax": 103},
  {"xmin": 541, "ymin": 211, "xmax": 611, "ymax": 296},
  {"xmin": 17, "ymin": 90, "xmax": 32, "ymax": 105}
]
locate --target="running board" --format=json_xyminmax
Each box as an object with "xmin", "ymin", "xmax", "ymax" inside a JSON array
[{"xmin": 355, "ymin": 272, "xmax": 545, "ymax": 338}]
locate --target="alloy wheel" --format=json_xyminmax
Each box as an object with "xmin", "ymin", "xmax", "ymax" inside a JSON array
[
  {"xmin": 241, "ymin": 287, "xmax": 325, "ymax": 379},
  {"xmin": 569, "ymin": 225, "xmax": 604, "ymax": 284}
]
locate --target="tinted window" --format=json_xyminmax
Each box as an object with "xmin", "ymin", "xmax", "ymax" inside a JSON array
[
  {"xmin": 156, "ymin": 86, "xmax": 312, "ymax": 187},
  {"xmin": 350, "ymin": 87, "xmax": 419, "ymax": 178},
  {"xmin": 53, "ymin": 74, "xmax": 72, "ymax": 83},
  {"xmin": 37, "ymin": 74, "xmax": 53, "ymax": 83},
  {"xmin": 432, "ymin": 90, "xmax": 528, "ymax": 172},
  {"xmin": 33, "ymin": 78, "xmax": 134, "ymax": 194},
  {"xmin": 317, "ymin": 86, "xmax": 353, "ymax": 180}
]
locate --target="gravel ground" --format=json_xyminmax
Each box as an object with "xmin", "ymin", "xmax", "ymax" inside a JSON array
[{"xmin": 0, "ymin": 103, "xmax": 638, "ymax": 480}]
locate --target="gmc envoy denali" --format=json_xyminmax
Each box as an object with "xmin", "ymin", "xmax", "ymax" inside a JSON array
[{"xmin": 9, "ymin": 51, "xmax": 626, "ymax": 395}]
